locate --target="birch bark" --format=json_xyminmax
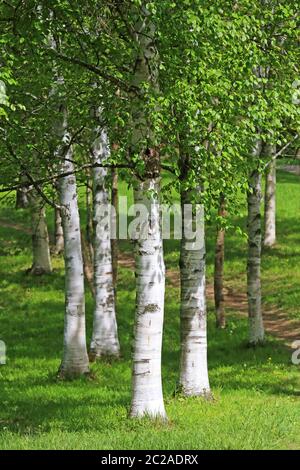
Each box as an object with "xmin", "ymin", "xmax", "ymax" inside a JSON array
[
  {"xmin": 28, "ymin": 192, "xmax": 52, "ymax": 275},
  {"xmin": 247, "ymin": 140, "xmax": 265, "ymax": 346},
  {"xmin": 129, "ymin": 5, "xmax": 166, "ymax": 419},
  {"xmin": 58, "ymin": 110, "xmax": 89, "ymax": 378},
  {"xmin": 48, "ymin": 24, "xmax": 89, "ymax": 376},
  {"xmin": 179, "ymin": 189, "xmax": 211, "ymax": 397},
  {"xmin": 90, "ymin": 129, "xmax": 120, "ymax": 359},
  {"xmin": 54, "ymin": 205, "xmax": 64, "ymax": 255},
  {"xmin": 264, "ymin": 145, "xmax": 276, "ymax": 248},
  {"xmin": 86, "ymin": 173, "xmax": 94, "ymax": 261},
  {"xmin": 130, "ymin": 177, "xmax": 166, "ymax": 418}
]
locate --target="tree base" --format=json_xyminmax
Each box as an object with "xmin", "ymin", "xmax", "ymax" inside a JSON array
[
  {"xmin": 129, "ymin": 408, "xmax": 168, "ymax": 422},
  {"xmin": 89, "ymin": 350, "xmax": 120, "ymax": 363},
  {"xmin": 57, "ymin": 365, "xmax": 90, "ymax": 381},
  {"xmin": 51, "ymin": 247, "xmax": 64, "ymax": 256},
  {"xmin": 216, "ymin": 320, "xmax": 226, "ymax": 330},
  {"xmin": 26, "ymin": 266, "xmax": 52, "ymax": 276},
  {"xmin": 247, "ymin": 339, "xmax": 266, "ymax": 349},
  {"xmin": 180, "ymin": 388, "xmax": 214, "ymax": 401},
  {"xmin": 263, "ymin": 242, "xmax": 276, "ymax": 250}
]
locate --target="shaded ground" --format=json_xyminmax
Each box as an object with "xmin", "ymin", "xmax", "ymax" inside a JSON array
[{"xmin": 119, "ymin": 252, "xmax": 300, "ymax": 348}]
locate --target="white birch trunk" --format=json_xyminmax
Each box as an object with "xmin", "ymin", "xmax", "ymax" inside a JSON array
[
  {"xmin": 54, "ymin": 206, "xmax": 64, "ymax": 255},
  {"xmin": 57, "ymin": 112, "xmax": 89, "ymax": 378},
  {"xmin": 86, "ymin": 174, "xmax": 94, "ymax": 261},
  {"xmin": 264, "ymin": 145, "xmax": 276, "ymax": 248},
  {"xmin": 28, "ymin": 192, "xmax": 52, "ymax": 275},
  {"xmin": 247, "ymin": 141, "xmax": 265, "ymax": 346},
  {"xmin": 16, "ymin": 183, "xmax": 29, "ymax": 210},
  {"xmin": 129, "ymin": 4, "xmax": 166, "ymax": 419},
  {"xmin": 130, "ymin": 178, "xmax": 166, "ymax": 419},
  {"xmin": 90, "ymin": 129, "xmax": 120, "ymax": 359},
  {"xmin": 179, "ymin": 191, "xmax": 210, "ymax": 397}
]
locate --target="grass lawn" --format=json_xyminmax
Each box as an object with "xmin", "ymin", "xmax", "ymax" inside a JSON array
[{"xmin": 0, "ymin": 170, "xmax": 299, "ymax": 450}]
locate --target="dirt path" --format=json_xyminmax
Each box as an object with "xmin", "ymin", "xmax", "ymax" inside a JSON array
[
  {"xmin": 280, "ymin": 165, "xmax": 300, "ymax": 177},
  {"xmin": 0, "ymin": 219, "xmax": 31, "ymax": 235},
  {"xmin": 121, "ymin": 253, "xmax": 300, "ymax": 347}
]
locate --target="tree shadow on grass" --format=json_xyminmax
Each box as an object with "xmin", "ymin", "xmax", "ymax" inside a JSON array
[
  {"xmin": 0, "ymin": 386, "xmax": 131, "ymax": 435},
  {"xmin": 163, "ymin": 303, "xmax": 300, "ymax": 399}
]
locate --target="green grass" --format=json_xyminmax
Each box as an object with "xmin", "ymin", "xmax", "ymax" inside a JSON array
[{"xmin": 0, "ymin": 170, "xmax": 300, "ymax": 450}]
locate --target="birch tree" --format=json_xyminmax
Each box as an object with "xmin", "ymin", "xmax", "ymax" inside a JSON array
[
  {"xmin": 28, "ymin": 191, "xmax": 52, "ymax": 275},
  {"xmin": 264, "ymin": 145, "xmax": 277, "ymax": 248},
  {"xmin": 179, "ymin": 183, "xmax": 210, "ymax": 397},
  {"xmin": 90, "ymin": 126, "xmax": 120, "ymax": 359},
  {"xmin": 129, "ymin": 5, "xmax": 166, "ymax": 419},
  {"xmin": 57, "ymin": 107, "xmax": 90, "ymax": 378},
  {"xmin": 247, "ymin": 139, "xmax": 265, "ymax": 346}
]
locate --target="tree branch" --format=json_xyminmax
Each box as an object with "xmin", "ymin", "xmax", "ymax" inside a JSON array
[{"xmin": 46, "ymin": 49, "xmax": 139, "ymax": 95}]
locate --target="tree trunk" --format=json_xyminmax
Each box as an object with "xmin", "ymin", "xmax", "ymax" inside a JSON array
[
  {"xmin": 247, "ymin": 141, "xmax": 265, "ymax": 346},
  {"xmin": 86, "ymin": 173, "xmax": 94, "ymax": 262},
  {"xmin": 53, "ymin": 206, "xmax": 64, "ymax": 255},
  {"xmin": 263, "ymin": 145, "xmax": 276, "ymax": 248},
  {"xmin": 129, "ymin": 4, "xmax": 166, "ymax": 420},
  {"xmin": 179, "ymin": 189, "xmax": 211, "ymax": 397},
  {"xmin": 16, "ymin": 187, "xmax": 29, "ymax": 210},
  {"xmin": 58, "ymin": 112, "xmax": 89, "ymax": 378},
  {"xmin": 81, "ymin": 229, "xmax": 95, "ymax": 298},
  {"xmin": 28, "ymin": 192, "xmax": 52, "ymax": 275},
  {"xmin": 130, "ymin": 177, "xmax": 166, "ymax": 418},
  {"xmin": 90, "ymin": 129, "xmax": 120, "ymax": 360},
  {"xmin": 214, "ymin": 195, "xmax": 226, "ymax": 329},
  {"xmin": 111, "ymin": 168, "xmax": 119, "ymax": 292}
]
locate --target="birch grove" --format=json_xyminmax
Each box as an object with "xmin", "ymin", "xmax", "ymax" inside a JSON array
[{"xmin": 0, "ymin": 1, "xmax": 299, "ymax": 433}]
